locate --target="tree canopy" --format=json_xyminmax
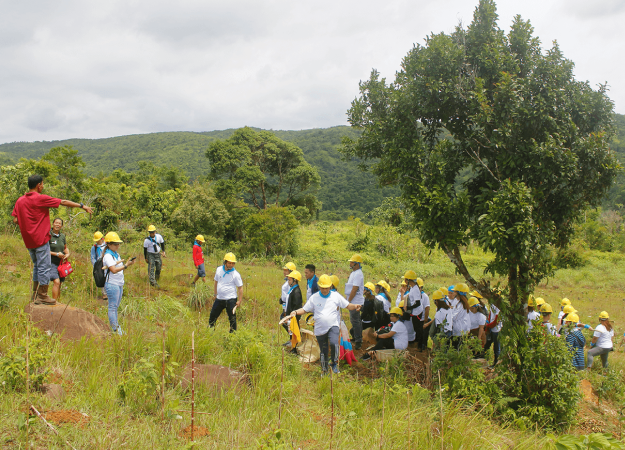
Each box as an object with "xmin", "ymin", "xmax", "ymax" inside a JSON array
[{"xmin": 341, "ymin": 0, "xmax": 620, "ymax": 326}]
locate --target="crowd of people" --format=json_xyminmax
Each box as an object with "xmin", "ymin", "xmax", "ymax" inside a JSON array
[{"xmin": 11, "ymin": 174, "xmax": 620, "ymax": 375}]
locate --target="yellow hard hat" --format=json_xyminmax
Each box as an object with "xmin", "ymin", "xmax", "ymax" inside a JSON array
[
  {"xmin": 330, "ymin": 275, "xmax": 340, "ymax": 289},
  {"xmin": 527, "ymin": 295, "xmax": 536, "ymax": 307},
  {"xmin": 470, "ymin": 290, "xmax": 483, "ymax": 299},
  {"xmin": 148, "ymin": 225, "xmax": 156, "ymax": 232},
  {"xmin": 93, "ymin": 231, "xmax": 104, "ymax": 242},
  {"xmin": 540, "ymin": 303, "xmax": 553, "ymax": 314},
  {"xmin": 104, "ymin": 231, "xmax": 123, "ymax": 243},
  {"xmin": 399, "ymin": 300, "xmax": 405, "ymax": 308},
  {"xmin": 195, "ymin": 235, "xmax": 205, "ymax": 243},
  {"xmin": 318, "ymin": 274, "xmax": 333, "ymax": 288},
  {"xmin": 563, "ymin": 305, "xmax": 577, "ymax": 314},
  {"xmin": 468, "ymin": 297, "xmax": 480, "ymax": 308},
  {"xmin": 565, "ymin": 313, "xmax": 580, "ymax": 324},
  {"xmin": 364, "ymin": 282, "xmax": 377, "ymax": 292},
  {"xmin": 390, "ymin": 307, "xmax": 403, "ymax": 315},
  {"xmin": 223, "ymin": 252, "xmax": 237, "ymax": 263},
  {"xmin": 535, "ymin": 297, "xmax": 545, "ymax": 307},
  {"xmin": 288, "ymin": 270, "xmax": 301, "ymax": 282},
  {"xmin": 401, "ymin": 280, "xmax": 407, "ymax": 286},
  {"xmin": 439, "ymin": 287, "xmax": 448, "ymax": 296},
  {"xmin": 454, "ymin": 283, "xmax": 469, "ymax": 294},
  {"xmin": 599, "ymin": 311, "xmax": 610, "ymax": 320},
  {"xmin": 416, "ymin": 277, "xmax": 424, "ymax": 288},
  {"xmin": 282, "ymin": 262, "xmax": 296, "ymax": 271},
  {"xmin": 348, "ymin": 254, "xmax": 363, "ymax": 263},
  {"xmin": 431, "ymin": 290, "xmax": 444, "ymax": 301},
  {"xmin": 376, "ymin": 280, "xmax": 390, "ymax": 292},
  {"xmin": 560, "ymin": 298, "xmax": 571, "ymax": 307},
  {"xmin": 403, "ymin": 270, "xmax": 417, "ymax": 281}
]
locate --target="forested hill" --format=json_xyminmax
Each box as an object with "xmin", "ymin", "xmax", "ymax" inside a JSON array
[{"xmin": 0, "ymin": 126, "xmax": 398, "ymax": 218}]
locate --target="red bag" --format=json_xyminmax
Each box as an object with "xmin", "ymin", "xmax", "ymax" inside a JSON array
[{"xmin": 57, "ymin": 261, "xmax": 74, "ymax": 278}]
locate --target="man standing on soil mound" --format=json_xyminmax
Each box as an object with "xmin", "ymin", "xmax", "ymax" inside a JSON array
[{"xmin": 12, "ymin": 174, "xmax": 93, "ymax": 305}]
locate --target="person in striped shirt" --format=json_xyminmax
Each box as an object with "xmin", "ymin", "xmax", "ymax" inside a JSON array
[{"xmin": 563, "ymin": 313, "xmax": 585, "ymax": 371}]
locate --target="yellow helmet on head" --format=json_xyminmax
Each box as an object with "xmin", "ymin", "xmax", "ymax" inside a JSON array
[
  {"xmin": 390, "ymin": 307, "xmax": 403, "ymax": 315},
  {"xmin": 565, "ymin": 313, "xmax": 580, "ymax": 324},
  {"xmin": 93, "ymin": 231, "xmax": 104, "ymax": 242},
  {"xmin": 470, "ymin": 290, "xmax": 483, "ymax": 299},
  {"xmin": 468, "ymin": 297, "xmax": 480, "ymax": 308},
  {"xmin": 223, "ymin": 252, "xmax": 237, "ymax": 263},
  {"xmin": 376, "ymin": 280, "xmax": 390, "ymax": 292},
  {"xmin": 148, "ymin": 225, "xmax": 156, "ymax": 232},
  {"xmin": 364, "ymin": 282, "xmax": 376, "ymax": 292},
  {"xmin": 454, "ymin": 283, "xmax": 469, "ymax": 294},
  {"xmin": 535, "ymin": 297, "xmax": 545, "ymax": 307},
  {"xmin": 540, "ymin": 303, "xmax": 553, "ymax": 314},
  {"xmin": 288, "ymin": 270, "xmax": 301, "ymax": 282},
  {"xmin": 416, "ymin": 277, "xmax": 424, "ymax": 288},
  {"xmin": 318, "ymin": 274, "xmax": 333, "ymax": 288},
  {"xmin": 527, "ymin": 295, "xmax": 536, "ymax": 307},
  {"xmin": 599, "ymin": 311, "xmax": 610, "ymax": 320},
  {"xmin": 439, "ymin": 286, "xmax": 448, "ymax": 296},
  {"xmin": 104, "ymin": 232, "xmax": 123, "ymax": 243},
  {"xmin": 563, "ymin": 305, "xmax": 577, "ymax": 314},
  {"xmin": 348, "ymin": 254, "xmax": 363, "ymax": 263},
  {"xmin": 399, "ymin": 300, "xmax": 405, "ymax": 308},
  {"xmin": 330, "ymin": 275, "xmax": 340, "ymax": 289},
  {"xmin": 283, "ymin": 262, "xmax": 296, "ymax": 271},
  {"xmin": 195, "ymin": 235, "xmax": 205, "ymax": 243},
  {"xmin": 403, "ymin": 270, "xmax": 417, "ymax": 281},
  {"xmin": 401, "ymin": 280, "xmax": 407, "ymax": 286},
  {"xmin": 560, "ymin": 298, "xmax": 571, "ymax": 307},
  {"xmin": 431, "ymin": 290, "xmax": 444, "ymax": 301}
]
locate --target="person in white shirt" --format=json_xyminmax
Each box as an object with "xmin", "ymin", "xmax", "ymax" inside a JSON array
[
  {"xmin": 288, "ymin": 274, "xmax": 361, "ymax": 375},
  {"xmin": 395, "ymin": 279, "xmax": 407, "ymax": 307},
  {"xmin": 362, "ymin": 307, "xmax": 409, "ymax": 360},
  {"xmin": 102, "ymin": 232, "xmax": 136, "ymax": 335},
  {"xmin": 345, "ymin": 254, "xmax": 365, "ymax": 350},
  {"xmin": 450, "ymin": 283, "xmax": 471, "ymax": 349},
  {"xmin": 557, "ymin": 298, "xmax": 571, "ymax": 329},
  {"xmin": 540, "ymin": 303, "xmax": 557, "ymax": 336},
  {"xmin": 404, "ymin": 271, "xmax": 430, "ymax": 352},
  {"xmin": 375, "ymin": 280, "xmax": 392, "ymax": 314},
  {"xmin": 468, "ymin": 297, "xmax": 486, "ymax": 357},
  {"xmin": 279, "ymin": 262, "xmax": 296, "ymax": 344},
  {"xmin": 398, "ymin": 300, "xmax": 417, "ymax": 342},
  {"xmin": 143, "ymin": 225, "xmax": 165, "ymax": 288},
  {"xmin": 426, "ymin": 290, "xmax": 453, "ymax": 349},
  {"xmin": 586, "ymin": 311, "xmax": 614, "ymax": 369},
  {"xmin": 210, "ymin": 252, "xmax": 243, "ymax": 333},
  {"xmin": 526, "ymin": 296, "xmax": 541, "ymax": 331}
]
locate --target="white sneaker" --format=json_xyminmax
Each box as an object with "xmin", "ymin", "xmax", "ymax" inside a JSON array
[{"xmin": 115, "ymin": 326, "xmax": 124, "ymax": 336}]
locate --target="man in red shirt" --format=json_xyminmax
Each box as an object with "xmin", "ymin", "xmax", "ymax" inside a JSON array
[
  {"xmin": 12, "ymin": 174, "xmax": 93, "ymax": 305},
  {"xmin": 192, "ymin": 234, "xmax": 206, "ymax": 286}
]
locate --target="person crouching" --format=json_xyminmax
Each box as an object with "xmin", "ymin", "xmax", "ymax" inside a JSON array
[{"xmin": 362, "ymin": 307, "xmax": 408, "ymax": 360}]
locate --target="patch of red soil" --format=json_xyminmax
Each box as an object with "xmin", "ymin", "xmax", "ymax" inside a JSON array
[
  {"xmin": 43, "ymin": 410, "xmax": 89, "ymax": 427},
  {"xmin": 580, "ymin": 379, "xmax": 598, "ymax": 404},
  {"xmin": 180, "ymin": 364, "xmax": 250, "ymax": 391},
  {"xmin": 179, "ymin": 425, "xmax": 210, "ymax": 438},
  {"xmin": 25, "ymin": 303, "xmax": 109, "ymax": 340}
]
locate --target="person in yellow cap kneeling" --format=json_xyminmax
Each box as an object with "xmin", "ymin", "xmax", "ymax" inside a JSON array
[
  {"xmin": 192, "ymin": 235, "xmax": 206, "ymax": 286},
  {"xmin": 362, "ymin": 307, "xmax": 409, "ymax": 360},
  {"xmin": 345, "ymin": 254, "xmax": 365, "ymax": 349},
  {"xmin": 91, "ymin": 231, "xmax": 107, "ymax": 300},
  {"xmin": 586, "ymin": 311, "xmax": 614, "ymax": 370},
  {"xmin": 288, "ymin": 274, "xmax": 362, "ymax": 375},
  {"xmin": 210, "ymin": 253, "xmax": 243, "ymax": 333},
  {"xmin": 102, "ymin": 232, "xmax": 136, "ymax": 335},
  {"xmin": 144, "ymin": 225, "xmax": 165, "ymax": 288}
]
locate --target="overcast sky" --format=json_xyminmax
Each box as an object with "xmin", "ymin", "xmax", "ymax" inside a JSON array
[{"xmin": 0, "ymin": 0, "xmax": 623, "ymax": 144}]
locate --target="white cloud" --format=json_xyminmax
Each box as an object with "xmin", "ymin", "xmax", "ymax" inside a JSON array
[{"xmin": 0, "ymin": 0, "xmax": 623, "ymax": 143}]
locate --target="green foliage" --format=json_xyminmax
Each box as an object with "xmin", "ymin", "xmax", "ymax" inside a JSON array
[
  {"xmin": 241, "ymin": 206, "xmax": 299, "ymax": 257},
  {"xmin": 341, "ymin": 0, "xmax": 621, "ymax": 327},
  {"xmin": 41, "ymin": 145, "xmax": 86, "ymax": 201},
  {"xmin": 117, "ymin": 356, "xmax": 178, "ymax": 414},
  {"xmin": 545, "ymin": 433, "xmax": 625, "ymax": 450},
  {"xmin": 590, "ymin": 369, "xmax": 625, "ymax": 404},
  {"xmin": 187, "ymin": 285, "xmax": 212, "ymax": 311},
  {"xmin": 206, "ymin": 127, "xmax": 320, "ymax": 212},
  {"xmin": 577, "ymin": 209, "xmax": 625, "ymax": 253},
  {"xmin": 0, "ymin": 292, "xmax": 11, "ymax": 311},
  {"xmin": 554, "ymin": 245, "xmax": 587, "ymax": 269},
  {"xmin": 0, "ymin": 328, "xmax": 52, "ymax": 392}
]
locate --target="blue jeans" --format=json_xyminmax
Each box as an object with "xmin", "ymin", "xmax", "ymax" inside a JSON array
[
  {"xmin": 28, "ymin": 242, "xmax": 52, "ymax": 286},
  {"xmin": 316, "ymin": 326, "xmax": 340, "ymax": 370},
  {"xmin": 105, "ymin": 283, "xmax": 124, "ymax": 331}
]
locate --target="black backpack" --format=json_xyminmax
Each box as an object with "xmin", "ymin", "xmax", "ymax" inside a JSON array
[{"xmin": 93, "ymin": 255, "xmax": 109, "ymax": 288}]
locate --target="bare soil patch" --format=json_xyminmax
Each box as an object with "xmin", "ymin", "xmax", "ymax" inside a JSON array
[
  {"xmin": 43, "ymin": 410, "xmax": 90, "ymax": 427},
  {"xmin": 180, "ymin": 364, "xmax": 249, "ymax": 392},
  {"xmin": 179, "ymin": 424, "xmax": 210, "ymax": 438},
  {"xmin": 25, "ymin": 303, "xmax": 109, "ymax": 340}
]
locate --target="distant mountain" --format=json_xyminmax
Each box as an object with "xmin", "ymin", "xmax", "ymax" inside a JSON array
[{"xmin": 0, "ymin": 126, "xmax": 398, "ymax": 217}]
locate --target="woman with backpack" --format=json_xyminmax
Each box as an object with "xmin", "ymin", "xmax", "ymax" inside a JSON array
[
  {"xmin": 586, "ymin": 311, "xmax": 614, "ymax": 370},
  {"xmin": 90, "ymin": 231, "xmax": 107, "ymax": 300},
  {"xmin": 102, "ymin": 232, "xmax": 136, "ymax": 335}
]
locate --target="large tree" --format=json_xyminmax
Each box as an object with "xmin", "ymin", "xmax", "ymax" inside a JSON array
[
  {"xmin": 341, "ymin": 0, "xmax": 620, "ymax": 328},
  {"xmin": 206, "ymin": 127, "xmax": 321, "ymax": 212}
]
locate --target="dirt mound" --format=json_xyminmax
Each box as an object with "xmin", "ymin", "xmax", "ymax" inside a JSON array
[
  {"xmin": 174, "ymin": 273, "xmax": 195, "ymax": 286},
  {"xmin": 43, "ymin": 410, "xmax": 89, "ymax": 427},
  {"xmin": 362, "ymin": 327, "xmax": 377, "ymax": 349},
  {"xmin": 180, "ymin": 364, "xmax": 249, "ymax": 392},
  {"xmin": 180, "ymin": 424, "xmax": 210, "ymax": 438},
  {"xmin": 580, "ymin": 379, "xmax": 598, "ymax": 404},
  {"xmin": 39, "ymin": 383, "xmax": 66, "ymax": 401},
  {"xmin": 25, "ymin": 303, "xmax": 110, "ymax": 340}
]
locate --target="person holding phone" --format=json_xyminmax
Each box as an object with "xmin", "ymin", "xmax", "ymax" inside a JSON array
[{"xmin": 102, "ymin": 232, "xmax": 135, "ymax": 335}]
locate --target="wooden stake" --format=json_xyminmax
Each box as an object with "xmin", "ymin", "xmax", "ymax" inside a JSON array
[
  {"xmin": 379, "ymin": 381, "xmax": 386, "ymax": 450},
  {"xmin": 26, "ymin": 320, "xmax": 30, "ymax": 446},
  {"xmin": 330, "ymin": 367, "xmax": 335, "ymax": 450},
  {"xmin": 191, "ymin": 331, "xmax": 195, "ymax": 443},
  {"xmin": 161, "ymin": 325, "xmax": 166, "ymax": 420},
  {"xmin": 30, "ymin": 405, "xmax": 78, "ymax": 450},
  {"xmin": 278, "ymin": 346, "xmax": 284, "ymax": 428},
  {"xmin": 438, "ymin": 370, "xmax": 444, "ymax": 450},
  {"xmin": 407, "ymin": 389, "xmax": 411, "ymax": 449}
]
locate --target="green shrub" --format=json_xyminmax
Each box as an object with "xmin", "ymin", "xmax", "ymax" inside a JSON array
[
  {"xmin": 241, "ymin": 206, "xmax": 299, "ymax": 257},
  {"xmin": 187, "ymin": 285, "xmax": 212, "ymax": 311},
  {"xmin": 117, "ymin": 356, "xmax": 178, "ymax": 414},
  {"xmin": 554, "ymin": 245, "xmax": 587, "ymax": 269},
  {"xmin": 0, "ymin": 328, "xmax": 52, "ymax": 392},
  {"xmin": 0, "ymin": 291, "xmax": 11, "ymax": 310}
]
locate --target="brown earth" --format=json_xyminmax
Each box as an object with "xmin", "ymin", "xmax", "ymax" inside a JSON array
[
  {"xmin": 174, "ymin": 273, "xmax": 195, "ymax": 286},
  {"xmin": 39, "ymin": 383, "xmax": 66, "ymax": 401},
  {"xmin": 180, "ymin": 364, "xmax": 249, "ymax": 392},
  {"xmin": 25, "ymin": 303, "xmax": 110, "ymax": 340},
  {"xmin": 179, "ymin": 424, "xmax": 210, "ymax": 439},
  {"xmin": 43, "ymin": 410, "xmax": 90, "ymax": 427}
]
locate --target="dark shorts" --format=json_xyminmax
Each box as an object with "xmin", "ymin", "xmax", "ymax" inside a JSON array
[
  {"xmin": 197, "ymin": 263, "xmax": 206, "ymax": 277},
  {"xmin": 49, "ymin": 263, "xmax": 65, "ymax": 282}
]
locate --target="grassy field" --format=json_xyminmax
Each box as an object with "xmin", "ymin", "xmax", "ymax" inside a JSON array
[{"xmin": 0, "ymin": 221, "xmax": 624, "ymax": 449}]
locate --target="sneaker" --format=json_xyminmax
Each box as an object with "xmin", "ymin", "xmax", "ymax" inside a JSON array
[
  {"xmin": 361, "ymin": 353, "xmax": 371, "ymax": 361},
  {"xmin": 331, "ymin": 364, "xmax": 340, "ymax": 374},
  {"xmin": 114, "ymin": 326, "xmax": 124, "ymax": 336},
  {"xmin": 353, "ymin": 342, "xmax": 362, "ymax": 350}
]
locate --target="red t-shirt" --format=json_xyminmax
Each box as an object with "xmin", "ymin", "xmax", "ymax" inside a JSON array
[
  {"xmin": 192, "ymin": 244, "xmax": 204, "ymax": 266},
  {"xmin": 12, "ymin": 192, "xmax": 62, "ymax": 249}
]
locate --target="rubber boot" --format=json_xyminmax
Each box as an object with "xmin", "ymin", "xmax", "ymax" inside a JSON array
[
  {"xmin": 36, "ymin": 284, "xmax": 56, "ymax": 305},
  {"xmin": 320, "ymin": 354, "xmax": 328, "ymax": 376}
]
